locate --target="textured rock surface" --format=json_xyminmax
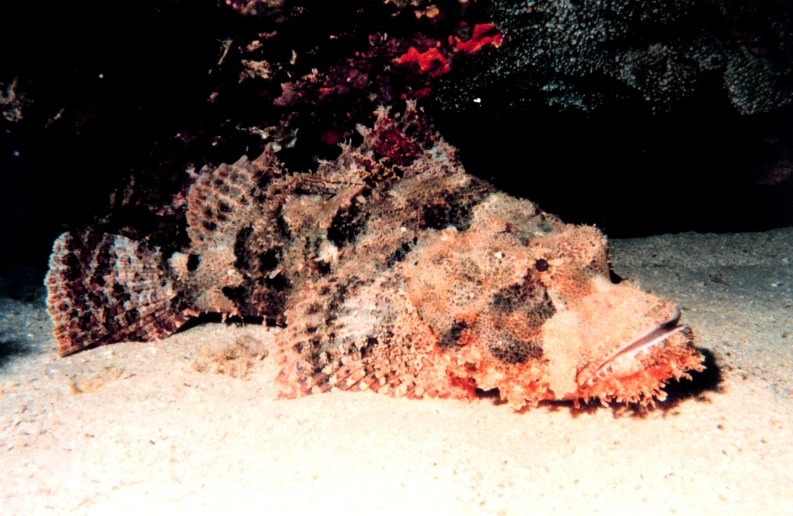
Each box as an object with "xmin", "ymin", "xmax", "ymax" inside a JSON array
[{"xmin": 433, "ymin": 0, "xmax": 793, "ymax": 114}]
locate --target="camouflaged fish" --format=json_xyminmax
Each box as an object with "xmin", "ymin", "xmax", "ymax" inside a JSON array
[{"xmin": 45, "ymin": 103, "xmax": 704, "ymax": 409}]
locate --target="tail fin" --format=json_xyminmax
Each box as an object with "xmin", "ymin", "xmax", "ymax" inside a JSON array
[{"xmin": 45, "ymin": 232, "xmax": 190, "ymax": 356}]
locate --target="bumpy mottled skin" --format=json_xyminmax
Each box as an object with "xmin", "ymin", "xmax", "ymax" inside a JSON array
[{"xmin": 45, "ymin": 103, "xmax": 703, "ymax": 410}]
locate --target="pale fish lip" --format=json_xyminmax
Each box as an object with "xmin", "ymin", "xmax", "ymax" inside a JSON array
[{"xmin": 578, "ymin": 309, "xmax": 685, "ymax": 386}]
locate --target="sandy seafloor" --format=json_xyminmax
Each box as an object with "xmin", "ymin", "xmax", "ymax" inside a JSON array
[{"xmin": 1, "ymin": 228, "xmax": 792, "ymax": 514}]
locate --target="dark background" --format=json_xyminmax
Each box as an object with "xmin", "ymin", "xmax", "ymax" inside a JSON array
[{"xmin": 1, "ymin": 0, "xmax": 791, "ymax": 296}]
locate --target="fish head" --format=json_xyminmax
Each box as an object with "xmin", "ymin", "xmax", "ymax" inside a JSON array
[{"xmin": 403, "ymin": 214, "xmax": 703, "ymax": 409}]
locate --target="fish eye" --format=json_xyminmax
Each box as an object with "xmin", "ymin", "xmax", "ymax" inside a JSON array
[{"xmin": 534, "ymin": 258, "xmax": 549, "ymax": 272}]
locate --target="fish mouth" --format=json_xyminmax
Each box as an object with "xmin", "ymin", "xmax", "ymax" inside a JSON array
[{"xmin": 578, "ymin": 309, "xmax": 686, "ymax": 386}]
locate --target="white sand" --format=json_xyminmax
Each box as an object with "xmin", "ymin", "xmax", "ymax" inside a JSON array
[{"xmin": 2, "ymin": 228, "xmax": 793, "ymax": 514}]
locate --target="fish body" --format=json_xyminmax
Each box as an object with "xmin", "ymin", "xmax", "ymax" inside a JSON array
[{"xmin": 46, "ymin": 103, "xmax": 703, "ymax": 409}]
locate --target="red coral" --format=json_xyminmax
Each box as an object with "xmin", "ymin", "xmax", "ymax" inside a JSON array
[
  {"xmin": 452, "ymin": 23, "xmax": 503, "ymax": 54},
  {"xmin": 394, "ymin": 46, "xmax": 451, "ymax": 77},
  {"xmin": 394, "ymin": 23, "xmax": 503, "ymax": 79}
]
